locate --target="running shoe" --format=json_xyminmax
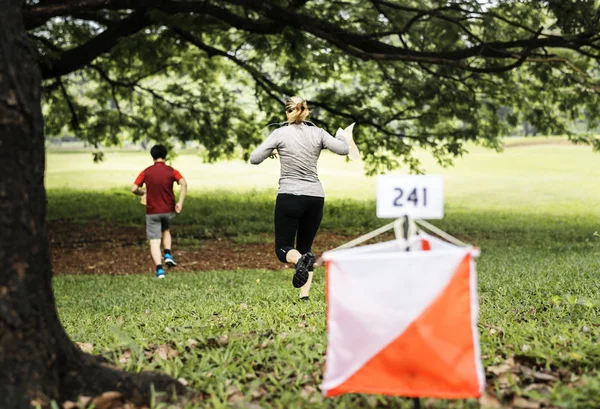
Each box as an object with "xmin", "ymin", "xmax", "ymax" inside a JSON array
[
  {"xmin": 164, "ymin": 253, "xmax": 177, "ymax": 268},
  {"xmin": 293, "ymin": 252, "xmax": 315, "ymax": 288},
  {"xmin": 156, "ymin": 268, "xmax": 166, "ymax": 279}
]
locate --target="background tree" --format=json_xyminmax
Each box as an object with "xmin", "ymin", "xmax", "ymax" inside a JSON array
[
  {"xmin": 26, "ymin": 0, "xmax": 600, "ymax": 173},
  {"xmin": 0, "ymin": 0, "xmax": 188, "ymax": 407},
  {"xmin": 3, "ymin": 0, "xmax": 600, "ymax": 407}
]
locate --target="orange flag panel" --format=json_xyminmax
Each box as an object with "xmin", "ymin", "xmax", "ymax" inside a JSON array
[{"xmin": 326, "ymin": 254, "xmax": 481, "ymax": 398}]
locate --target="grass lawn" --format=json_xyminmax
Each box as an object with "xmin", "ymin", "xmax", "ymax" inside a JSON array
[{"xmin": 48, "ymin": 139, "xmax": 600, "ymax": 408}]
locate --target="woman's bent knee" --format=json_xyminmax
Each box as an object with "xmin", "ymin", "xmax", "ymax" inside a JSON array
[{"xmin": 275, "ymin": 245, "xmax": 293, "ymax": 263}]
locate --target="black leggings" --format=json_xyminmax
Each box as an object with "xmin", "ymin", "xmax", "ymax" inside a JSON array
[{"xmin": 274, "ymin": 194, "xmax": 324, "ymax": 264}]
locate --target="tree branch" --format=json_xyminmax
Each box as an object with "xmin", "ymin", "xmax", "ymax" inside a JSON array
[
  {"xmin": 57, "ymin": 77, "xmax": 80, "ymax": 130},
  {"xmin": 23, "ymin": 0, "xmax": 130, "ymax": 29},
  {"xmin": 240, "ymin": 1, "xmax": 596, "ymax": 68},
  {"xmin": 168, "ymin": 25, "xmax": 426, "ymax": 140},
  {"xmin": 70, "ymin": 11, "xmax": 119, "ymax": 27},
  {"xmin": 41, "ymin": 9, "xmax": 151, "ymax": 79},
  {"xmin": 27, "ymin": 0, "xmax": 600, "ymax": 76},
  {"xmin": 90, "ymin": 65, "xmax": 123, "ymax": 124},
  {"xmin": 155, "ymin": 2, "xmax": 282, "ymax": 34},
  {"xmin": 25, "ymin": 0, "xmax": 283, "ymax": 34},
  {"xmin": 88, "ymin": 63, "xmax": 200, "ymax": 114}
]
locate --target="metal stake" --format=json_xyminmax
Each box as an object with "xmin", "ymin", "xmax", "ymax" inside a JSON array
[{"xmin": 402, "ymin": 215, "xmax": 421, "ymax": 409}]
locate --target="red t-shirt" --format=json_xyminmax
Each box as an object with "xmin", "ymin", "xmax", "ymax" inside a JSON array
[{"xmin": 134, "ymin": 162, "xmax": 183, "ymax": 215}]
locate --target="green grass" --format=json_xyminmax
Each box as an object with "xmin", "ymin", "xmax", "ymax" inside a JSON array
[
  {"xmin": 48, "ymin": 139, "xmax": 600, "ymax": 408},
  {"xmin": 46, "ymin": 138, "xmax": 600, "ymax": 213},
  {"xmin": 54, "ymin": 235, "xmax": 600, "ymax": 408}
]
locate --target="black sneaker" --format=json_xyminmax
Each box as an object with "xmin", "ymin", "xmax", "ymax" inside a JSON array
[
  {"xmin": 293, "ymin": 252, "xmax": 315, "ymax": 288},
  {"xmin": 307, "ymin": 254, "xmax": 316, "ymax": 272}
]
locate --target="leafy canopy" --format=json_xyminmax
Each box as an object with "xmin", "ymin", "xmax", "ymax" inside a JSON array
[{"xmin": 25, "ymin": 0, "xmax": 600, "ymax": 173}]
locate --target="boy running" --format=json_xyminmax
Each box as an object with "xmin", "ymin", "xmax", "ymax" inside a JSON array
[{"xmin": 131, "ymin": 145, "xmax": 187, "ymax": 279}]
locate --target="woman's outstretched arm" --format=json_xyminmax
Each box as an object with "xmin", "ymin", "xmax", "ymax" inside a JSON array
[
  {"xmin": 250, "ymin": 132, "xmax": 280, "ymax": 164},
  {"xmin": 321, "ymin": 128, "xmax": 349, "ymax": 155}
]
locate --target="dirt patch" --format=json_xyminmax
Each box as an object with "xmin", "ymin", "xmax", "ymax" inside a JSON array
[{"xmin": 49, "ymin": 221, "xmax": 372, "ymax": 276}]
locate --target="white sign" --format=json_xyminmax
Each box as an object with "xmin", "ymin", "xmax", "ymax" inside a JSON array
[{"xmin": 376, "ymin": 175, "xmax": 444, "ymax": 219}]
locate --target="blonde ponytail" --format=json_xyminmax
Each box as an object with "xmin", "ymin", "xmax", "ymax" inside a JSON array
[{"xmin": 285, "ymin": 96, "xmax": 310, "ymax": 124}]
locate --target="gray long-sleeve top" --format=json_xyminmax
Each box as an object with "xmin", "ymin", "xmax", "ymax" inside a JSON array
[{"xmin": 250, "ymin": 123, "xmax": 349, "ymax": 197}]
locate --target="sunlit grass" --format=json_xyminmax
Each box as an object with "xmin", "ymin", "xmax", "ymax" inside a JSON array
[{"xmin": 46, "ymin": 138, "xmax": 600, "ymax": 217}]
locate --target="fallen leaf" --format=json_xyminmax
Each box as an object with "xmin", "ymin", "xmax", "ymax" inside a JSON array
[
  {"xmin": 78, "ymin": 396, "xmax": 92, "ymax": 407},
  {"xmin": 496, "ymin": 372, "xmax": 519, "ymax": 390},
  {"xmin": 479, "ymin": 391, "xmax": 502, "ymax": 409},
  {"xmin": 513, "ymin": 396, "xmax": 541, "ymax": 409},
  {"xmin": 524, "ymin": 383, "xmax": 552, "ymax": 395},
  {"xmin": 487, "ymin": 357, "xmax": 515, "ymax": 376},
  {"xmin": 156, "ymin": 344, "xmax": 179, "ymax": 360},
  {"xmin": 487, "ymin": 362, "xmax": 511, "ymax": 376},
  {"xmin": 119, "ymin": 349, "xmax": 131, "ymax": 364},
  {"xmin": 63, "ymin": 401, "xmax": 77, "ymax": 409},
  {"xmin": 145, "ymin": 309, "xmax": 150, "ymax": 314},
  {"xmin": 259, "ymin": 339, "xmax": 274, "ymax": 349},
  {"xmin": 178, "ymin": 377, "xmax": 189, "ymax": 386},
  {"xmin": 76, "ymin": 342, "xmax": 94, "ymax": 354},
  {"xmin": 187, "ymin": 338, "xmax": 199, "ymax": 348},
  {"xmin": 240, "ymin": 303, "xmax": 248, "ymax": 309},
  {"xmin": 250, "ymin": 385, "xmax": 268, "ymax": 399},
  {"xmin": 207, "ymin": 335, "xmax": 229, "ymax": 348},
  {"xmin": 226, "ymin": 384, "xmax": 244, "ymax": 404},
  {"xmin": 30, "ymin": 398, "xmax": 50, "ymax": 408},
  {"xmin": 531, "ymin": 371, "xmax": 558, "ymax": 382},
  {"xmin": 483, "ymin": 324, "xmax": 504, "ymax": 337},
  {"xmin": 91, "ymin": 391, "xmax": 122, "ymax": 409},
  {"xmin": 7, "ymin": 90, "xmax": 17, "ymax": 105},
  {"xmin": 298, "ymin": 321, "xmax": 307, "ymax": 328},
  {"xmin": 301, "ymin": 385, "xmax": 317, "ymax": 398}
]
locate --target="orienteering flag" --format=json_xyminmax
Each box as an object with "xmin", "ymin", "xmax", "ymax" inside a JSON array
[{"xmin": 321, "ymin": 232, "xmax": 484, "ymax": 399}]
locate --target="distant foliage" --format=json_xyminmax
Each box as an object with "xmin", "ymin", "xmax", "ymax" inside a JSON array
[{"xmin": 25, "ymin": 0, "xmax": 600, "ymax": 173}]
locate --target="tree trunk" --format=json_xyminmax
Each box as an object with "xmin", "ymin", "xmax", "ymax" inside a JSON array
[{"xmin": 0, "ymin": 1, "xmax": 186, "ymax": 407}]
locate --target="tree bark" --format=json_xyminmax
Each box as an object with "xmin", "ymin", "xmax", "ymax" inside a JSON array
[{"xmin": 0, "ymin": 1, "xmax": 186, "ymax": 407}]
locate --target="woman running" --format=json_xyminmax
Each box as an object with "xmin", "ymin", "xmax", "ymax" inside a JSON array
[{"xmin": 250, "ymin": 96, "xmax": 349, "ymax": 301}]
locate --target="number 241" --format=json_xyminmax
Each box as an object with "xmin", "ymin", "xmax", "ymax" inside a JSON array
[{"xmin": 393, "ymin": 187, "xmax": 427, "ymax": 207}]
